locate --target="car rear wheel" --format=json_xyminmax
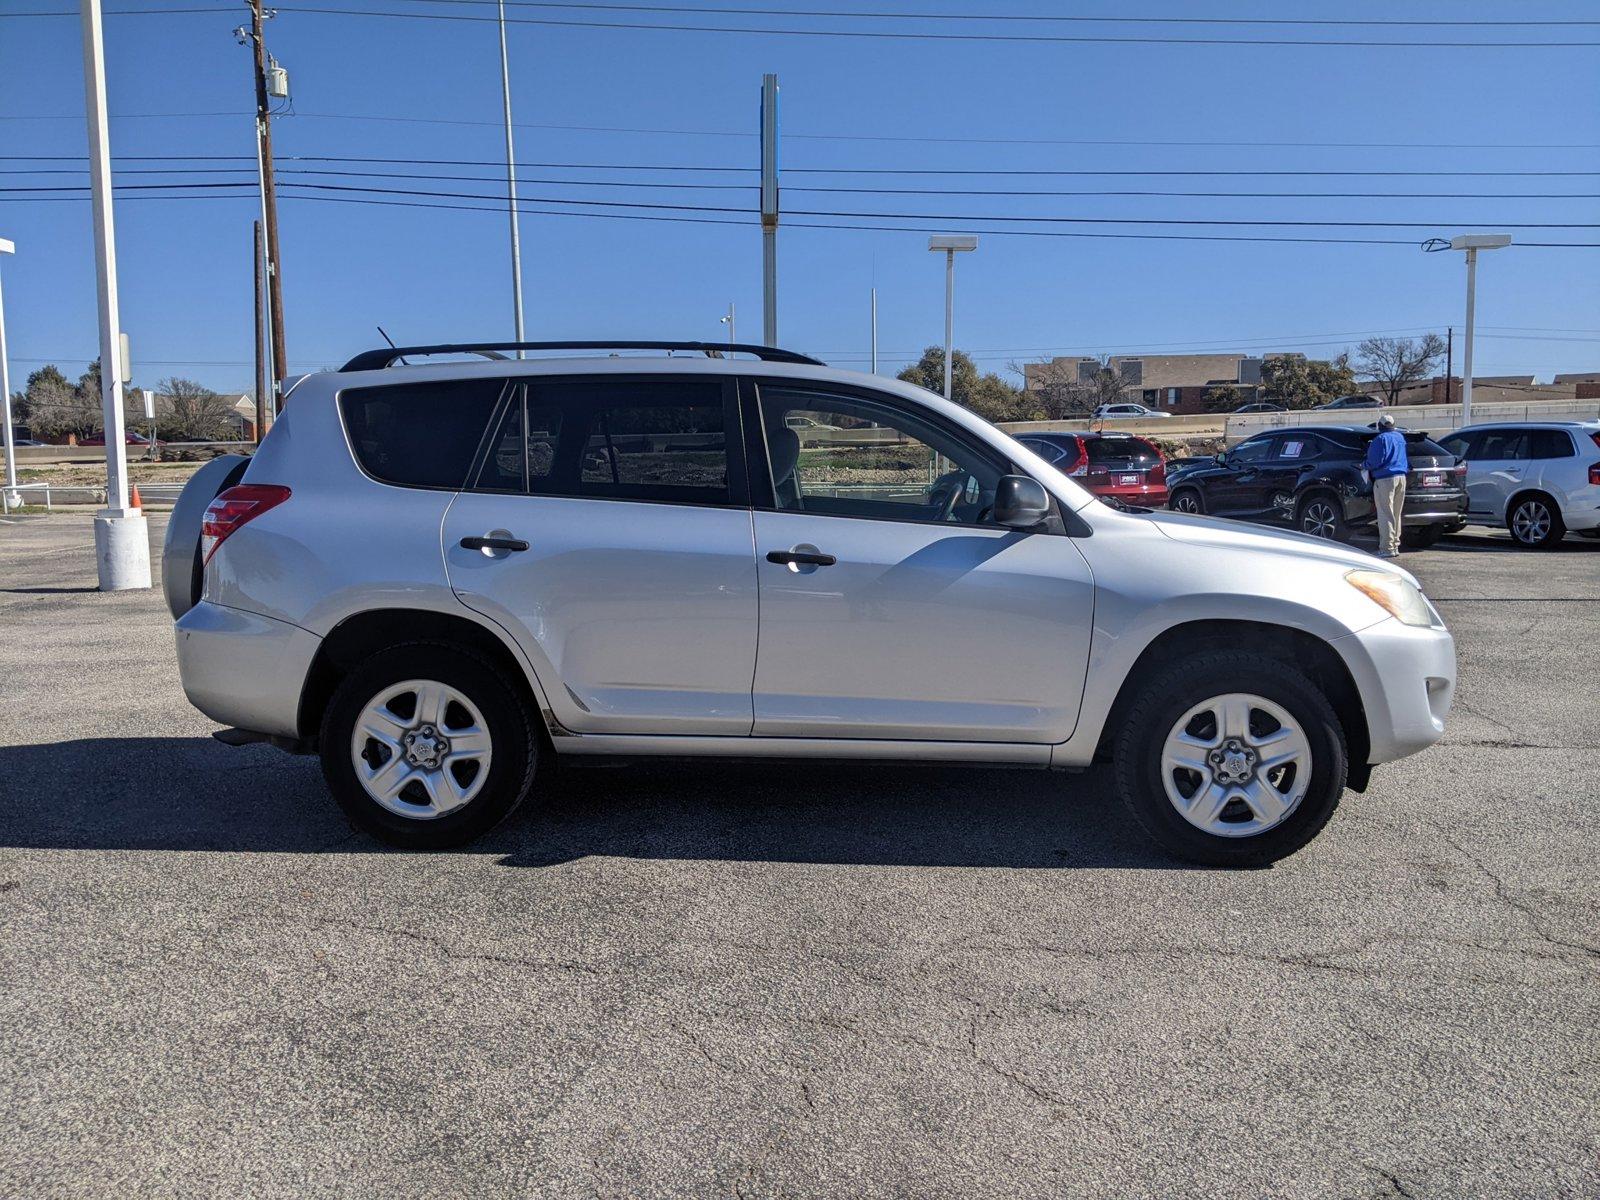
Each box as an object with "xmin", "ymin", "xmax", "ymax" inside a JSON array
[
  {"xmin": 1508, "ymin": 495, "xmax": 1565, "ymax": 549},
  {"xmin": 1112, "ymin": 650, "xmax": 1347, "ymax": 867},
  {"xmin": 1169, "ymin": 489, "xmax": 1204, "ymax": 515},
  {"xmin": 320, "ymin": 642, "xmax": 538, "ymax": 848},
  {"xmin": 1296, "ymin": 493, "xmax": 1348, "ymax": 542}
]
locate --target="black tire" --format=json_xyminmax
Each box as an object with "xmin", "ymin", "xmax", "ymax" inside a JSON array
[
  {"xmin": 1506, "ymin": 493, "xmax": 1566, "ymax": 549},
  {"xmin": 1168, "ymin": 488, "xmax": 1205, "ymax": 515},
  {"xmin": 1112, "ymin": 650, "xmax": 1348, "ymax": 868},
  {"xmin": 320, "ymin": 641, "xmax": 538, "ymax": 848},
  {"xmin": 1400, "ymin": 525, "xmax": 1444, "ymax": 550},
  {"xmin": 1296, "ymin": 491, "xmax": 1349, "ymax": 543}
]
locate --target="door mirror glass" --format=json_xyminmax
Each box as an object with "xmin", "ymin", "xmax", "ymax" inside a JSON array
[
  {"xmin": 993, "ymin": 475, "xmax": 1050, "ymax": 529},
  {"xmin": 1214, "ymin": 451, "xmax": 1228, "ymax": 465}
]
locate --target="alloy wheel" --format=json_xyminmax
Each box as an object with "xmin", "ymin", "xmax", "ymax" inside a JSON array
[
  {"xmin": 350, "ymin": 679, "xmax": 493, "ymax": 820},
  {"xmin": 1301, "ymin": 500, "xmax": 1338, "ymax": 539},
  {"xmin": 1172, "ymin": 493, "xmax": 1200, "ymax": 514},
  {"xmin": 1159, "ymin": 692, "xmax": 1312, "ymax": 838},
  {"xmin": 1511, "ymin": 500, "xmax": 1552, "ymax": 545}
]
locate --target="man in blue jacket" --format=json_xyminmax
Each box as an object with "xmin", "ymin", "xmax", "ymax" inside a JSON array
[{"xmin": 1366, "ymin": 412, "xmax": 1409, "ymax": 558}]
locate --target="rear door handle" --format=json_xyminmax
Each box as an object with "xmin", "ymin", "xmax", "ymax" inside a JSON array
[
  {"xmin": 460, "ymin": 535, "xmax": 529, "ymax": 552},
  {"xmin": 767, "ymin": 549, "xmax": 836, "ymax": 567}
]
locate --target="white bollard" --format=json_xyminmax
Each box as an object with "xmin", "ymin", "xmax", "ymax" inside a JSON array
[{"xmin": 94, "ymin": 508, "xmax": 151, "ymax": 591}]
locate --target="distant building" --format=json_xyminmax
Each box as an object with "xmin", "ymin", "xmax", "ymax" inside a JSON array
[{"xmin": 1022, "ymin": 352, "xmax": 1302, "ymax": 415}]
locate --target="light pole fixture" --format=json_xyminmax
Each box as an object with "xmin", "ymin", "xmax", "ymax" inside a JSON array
[
  {"xmin": 928, "ymin": 235, "xmax": 977, "ymax": 401},
  {"xmin": 0, "ymin": 237, "xmax": 17, "ymax": 510},
  {"xmin": 1426, "ymin": 233, "xmax": 1511, "ymax": 427},
  {"xmin": 720, "ymin": 301, "xmax": 736, "ymax": 347}
]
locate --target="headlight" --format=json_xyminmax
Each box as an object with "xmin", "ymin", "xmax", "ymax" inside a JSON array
[{"xmin": 1345, "ymin": 569, "xmax": 1436, "ymax": 627}]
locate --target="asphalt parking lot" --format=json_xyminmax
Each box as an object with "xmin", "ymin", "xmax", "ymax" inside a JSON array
[{"xmin": 2, "ymin": 513, "xmax": 1596, "ymax": 1198}]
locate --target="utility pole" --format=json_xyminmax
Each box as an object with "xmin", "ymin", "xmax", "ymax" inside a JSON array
[
  {"xmin": 760, "ymin": 73, "xmax": 779, "ymax": 346},
  {"xmin": 254, "ymin": 220, "xmax": 267, "ymax": 443},
  {"xmin": 81, "ymin": 0, "xmax": 149, "ymax": 590},
  {"xmin": 1444, "ymin": 326, "xmax": 1453, "ymax": 406},
  {"xmin": 496, "ymin": 0, "xmax": 526, "ymax": 348},
  {"xmin": 241, "ymin": 2, "xmax": 287, "ymax": 411},
  {"xmin": 870, "ymin": 287, "xmax": 878, "ymax": 374}
]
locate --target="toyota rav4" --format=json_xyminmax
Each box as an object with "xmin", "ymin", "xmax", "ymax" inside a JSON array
[{"xmin": 166, "ymin": 341, "xmax": 1456, "ymax": 867}]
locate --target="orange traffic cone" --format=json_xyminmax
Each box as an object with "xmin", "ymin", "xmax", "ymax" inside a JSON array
[{"xmin": 129, "ymin": 484, "xmax": 142, "ymax": 509}]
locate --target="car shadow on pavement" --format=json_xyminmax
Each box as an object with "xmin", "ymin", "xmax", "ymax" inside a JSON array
[{"xmin": 0, "ymin": 737, "xmax": 1184, "ymax": 870}]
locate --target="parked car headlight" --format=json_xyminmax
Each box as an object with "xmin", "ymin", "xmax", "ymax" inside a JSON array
[{"xmin": 1345, "ymin": 569, "xmax": 1435, "ymax": 627}]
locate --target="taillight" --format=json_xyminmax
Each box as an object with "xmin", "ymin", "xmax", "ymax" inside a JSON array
[
  {"xmin": 1149, "ymin": 460, "xmax": 1167, "ymax": 485},
  {"xmin": 1067, "ymin": 440, "xmax": 1089, "ymax": 477},
  {"xmin": 200, "ymin": 484, "xmax": 290, "ymax": 564},
  {"xmin": 1591, "ymin": 434, "xmax": 1600, "ymax": 484}
]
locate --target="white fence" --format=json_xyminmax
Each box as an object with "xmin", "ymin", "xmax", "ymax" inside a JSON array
[
  {"xmin": 1, "ymin": 481, "xmax": 186, "ymax": 514},
  {"xmin": 1223, "ymin": 399, "xmax": 1600, "ymax": 444}
]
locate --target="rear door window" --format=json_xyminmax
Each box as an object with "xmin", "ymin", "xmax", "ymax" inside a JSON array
[
  {"xmin": 1018, "ymin": 437, "xmax": 1067, "ymax": 464},
  {"xmin": 1527, "ymin": 429, "xmax": 1575, "ymax": 459},
  {"xmin": 340, "ymin": 377, "xmax": 506, "ymax": 489}
]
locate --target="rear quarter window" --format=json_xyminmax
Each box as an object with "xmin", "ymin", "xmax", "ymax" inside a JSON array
[{"xmin": 340, "ymin": 378, "xmax": 505, "ymax": 489}]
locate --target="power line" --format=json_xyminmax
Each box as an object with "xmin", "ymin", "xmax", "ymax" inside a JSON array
[
  {"xmin": 4, "ymin": 108, "xmax": 1597, "ymax": 152},
  {"xmin": 10, "ymin": 3, "xmax": 1596, "ymax": 46},
  {"xmin": 10, "ymin": 164, "xmax": 1599, "ymax": 201},
  {"xmin": 11, "ymin": 177, "xmax": 1600, "ymax": 229},
  {"xmin": 7, "ymin": 153, "xmax": 1600, "ymax": 179},
  {"xmin": 267, "ymin": 0, "xmax": 1600, "ymax": 28}
]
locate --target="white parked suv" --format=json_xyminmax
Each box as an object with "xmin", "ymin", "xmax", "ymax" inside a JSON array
[
  {"xmin": 1093, "ymin": 402, "xmax": 1172, "ymax": 421},
  {"xmin": 1437, "ymin": 420, "xmax": 1600, "ymax": 548},
  {"xmin": 166, "ymin": 340, "xmax": 1456, "ymax": 867}
]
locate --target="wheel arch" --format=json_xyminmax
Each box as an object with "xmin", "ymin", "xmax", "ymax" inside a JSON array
[
  {"xmin": 297, "ymin": 608, "xmax": 558, "ymax": 753},
  {"xmin": 1092, "ymin": 618, "xmax": 1372, "ymax": 791}
]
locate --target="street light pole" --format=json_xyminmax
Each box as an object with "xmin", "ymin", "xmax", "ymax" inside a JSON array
[
  {"xmin": 1428, "ymin": 233, "xmax": 1510, "ymax": 428},
  {"xmin": 720, "ymin": 301, "xmax": 735, "ymax": 347},
  {"xmin": 870, "ymin": 286, "xmax": 878, "ymax": 375},
  {"xmin": 0, "ymin": 237, "xmax": 17, "ymax": 510},
  {"xmin": 80, "ymin": 0, "xmax": 149, "ymax": 590},
  {"xmin": 497, "ymin": 0, "xmax": 526, "ymax": 348},
  {"xmin": 927, "ymin": 235, "xmax": 977, "ymax": 401}
]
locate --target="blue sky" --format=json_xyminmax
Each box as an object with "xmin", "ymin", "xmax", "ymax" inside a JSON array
[{"xmin": 2, "ymin": 1, "xmax": 1597, "ymax": 396}]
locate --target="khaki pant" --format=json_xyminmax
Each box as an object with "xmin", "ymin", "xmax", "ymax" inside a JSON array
[{"xmin": 1374, "ymin": 473, "xmax": 1407, "ymax": 556}]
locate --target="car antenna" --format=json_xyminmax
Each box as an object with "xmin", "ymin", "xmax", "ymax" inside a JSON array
[{"xmin": 376, "ymin": 325, "xmax": 408, "ymax": 366}]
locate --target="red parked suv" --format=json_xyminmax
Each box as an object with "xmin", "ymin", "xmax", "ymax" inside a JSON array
[{"xmin": 1014, "ymin": 431, "xmax": 1168, "ymax": 507}]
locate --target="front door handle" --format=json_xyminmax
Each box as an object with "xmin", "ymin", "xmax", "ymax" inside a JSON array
[
  {"xmin": 767, "ymin": 549, "xmax": 836, "ymax": 567},
  {"xmin": 460, "ymin": 535, "xmax": 529, "ymax": 552}
]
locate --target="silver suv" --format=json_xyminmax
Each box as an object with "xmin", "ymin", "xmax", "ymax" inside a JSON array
[
  {"xmin": 1437, "ymin": 421, "xmax": 1600, "ymax": 549},
  {"xmin": 166, "ymin": 341, "xmax": 1456, "ymax": 866}
]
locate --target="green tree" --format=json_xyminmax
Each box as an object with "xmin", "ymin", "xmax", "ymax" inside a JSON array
[
  {"xmin": 1259, "ymin": 353, "xmax": 1358, "ymax": 410},
  {"xmin": 1203, "ymin": 384, "xmax": 1244, "ymax": 413},
  {"xmin": 897, "ymin": 346, "xmax": 1028, "ymax": 423}
]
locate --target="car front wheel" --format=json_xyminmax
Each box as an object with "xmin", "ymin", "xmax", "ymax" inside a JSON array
[
  {"xmin": 1112, "ymin": 650, "xmax": 1348, "ymax": 867},
  {"xmin": 320, "ymin": 642, "xmax": 538, "ymax": 848}
]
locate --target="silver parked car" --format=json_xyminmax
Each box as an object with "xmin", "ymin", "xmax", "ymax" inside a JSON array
[
  {"xmin": 166, "ymin": 340, "xmax": 1455, "ymax": 867},
  {"xmin": 1436, "ymin": 420, "xmax": 1600, "ymax": 548}
]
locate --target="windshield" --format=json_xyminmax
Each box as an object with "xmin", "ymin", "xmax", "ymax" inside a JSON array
[{"xmin": 1085, "ymin": 437, "xmax": 1160, "ymax": 466}]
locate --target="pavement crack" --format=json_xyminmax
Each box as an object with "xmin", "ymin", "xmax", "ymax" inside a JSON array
[
  {"xmin": 1363, "ymin": 1165, "xmax": 1417, "ymax": 1198},
  {"xmin": 290, "ymin": 914, "xmax": 612, "ymax": 975},
  {"xmin": 1436, "ymin": 832, "xmax": 1600, "ymax": 962}
]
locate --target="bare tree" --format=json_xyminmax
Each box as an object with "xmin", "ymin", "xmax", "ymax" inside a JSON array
[
  {"xmin": 158, "ymin": 377, "xmax": 235, "ymax": 441},
  {"xmin": 1019, "ymin": 354, "xmax": 1128, "ymax": 420},
  {"xmin": 1356, "ymin": 334, "xmax": 1446, "ymax": 405}
]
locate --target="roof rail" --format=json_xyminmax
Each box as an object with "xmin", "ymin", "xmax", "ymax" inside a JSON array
[{"xmin": 338, "ymin": 340, "xmax": 825, "ymax": 373}]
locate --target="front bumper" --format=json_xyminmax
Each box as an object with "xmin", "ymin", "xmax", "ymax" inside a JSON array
[
  {"xmin": 175, "ymin": 601, "xmax": 322, "ymax": 739},
  {"xmin": 1333, "ymin": 618, "xmax": 1456, "ymax": 764}
]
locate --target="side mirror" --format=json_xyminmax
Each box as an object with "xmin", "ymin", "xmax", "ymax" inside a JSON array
[
  {"xmin": 1215, "ymin": 451, "xmax": 1228, "ymax": 465},
  {"xmin": 993, "ymin": 475, "xmax": 1051, "ymax": 530}
]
